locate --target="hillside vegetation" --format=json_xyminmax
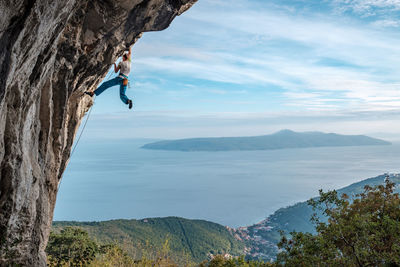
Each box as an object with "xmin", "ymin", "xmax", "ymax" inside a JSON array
[
  {"xmin": 52, "ymin": 217, "xmax": 245, "ymax": 263},
  {"xmin": 203, "ymin": 179, "xmax": 400, "ymax": 266},
  {"xmin": 239, "ymin": 174, "xmax": 400, "ymax": 260},
  {"xmin": 275, "ymin": 178, "xmax": 400, "ymax": 266},
  {"xmin": 141, "ymin": 130, "xmax": 390, "ymax": 151}
]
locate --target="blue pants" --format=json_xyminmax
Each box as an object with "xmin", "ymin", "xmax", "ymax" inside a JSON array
[{"xmin": 94, "ymin": 77, "xmax": 129, "ymax": 104}]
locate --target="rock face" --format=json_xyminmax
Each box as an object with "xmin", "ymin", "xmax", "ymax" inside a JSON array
[{"xmin": 0, "ymin": 0, "xmax": 197, "ymax": 265}]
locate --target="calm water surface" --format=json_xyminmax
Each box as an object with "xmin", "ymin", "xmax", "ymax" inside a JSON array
[{"xmin": 54, "ymin": 139, "xmax": 400, "ymax": 227}]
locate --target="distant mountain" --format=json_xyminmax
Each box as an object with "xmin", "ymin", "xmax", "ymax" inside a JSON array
[
  {"xmin": 141, "ymin": 130, "xmax": 391, "ymax": 151},
  {"xmin": 236, "ymin": 173, "xmax": 400, "ymax": 261},
  {"xmin": 52, "ymin": 217, "xmax": 245, "ymax": 263}
]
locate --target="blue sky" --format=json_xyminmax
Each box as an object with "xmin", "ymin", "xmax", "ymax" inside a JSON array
[{"xmin": 87, "ymin": 0, "xmax": 400, "ymax": 140}]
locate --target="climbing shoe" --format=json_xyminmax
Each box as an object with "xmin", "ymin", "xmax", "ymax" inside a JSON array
[
  {"xmin": 128, "ymin": 100, "xmax": 133, "ymax": 109},
  {"xmin": 84, "ymin": 91, "xmax": 94, "ymax": 97}
]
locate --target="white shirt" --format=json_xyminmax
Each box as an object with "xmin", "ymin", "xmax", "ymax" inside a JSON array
[{"xmin": 118, "ymin": 60, "xmax": 131, "ymax": 77}]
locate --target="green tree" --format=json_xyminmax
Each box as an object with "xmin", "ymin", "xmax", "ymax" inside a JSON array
[
  {"xmin": 276, "ymin": 179, "xmax": 400, "ymax": 266},
  {"xmin": 200, "ymin": 255, "xmax": 273, "ymax": 267},
  {"xmin": 89, "ymin": 243, "xmax": 135, "ymax": 267},
  {"xmin": 46, "ymin": 227, "xmax": 98, "ymax": 266}
]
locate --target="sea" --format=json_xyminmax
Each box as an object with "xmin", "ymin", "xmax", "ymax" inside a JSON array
[{"xmin": 54, "ymin": 139, "xmax": 400, "ymax": 227}]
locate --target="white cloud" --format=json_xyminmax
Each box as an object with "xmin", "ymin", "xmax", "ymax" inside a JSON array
[
  {"xmin": 99, "ymin": 0, "xmax": 400, "ymax": 139},
  {"xmin": 332, "ymin": 0, "xmax": 400, "ymax": 13},
  {"xmin": 372, "ymin": 19, "xmax": 400, "ymax": 27},
  {"xmin": 133, "ymin": 0, "xmax": 400, "ymax": 111}
]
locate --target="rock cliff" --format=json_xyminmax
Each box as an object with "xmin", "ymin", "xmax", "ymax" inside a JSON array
[{"xmin": 0, "ymin": 0, "xmax": 196, "ymax": 265}]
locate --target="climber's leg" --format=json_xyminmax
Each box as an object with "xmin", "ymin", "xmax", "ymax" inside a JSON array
[
  {"xmin": 93, "ymin": 77, "xmax": 120, "ymax": 96},
  {"xmin": 119, "ymin": 83, "xmax": 129, "ymax": 104},
  {"xmin": 119, "ymin": 82, "xmax": 133, "ymax": 109}
]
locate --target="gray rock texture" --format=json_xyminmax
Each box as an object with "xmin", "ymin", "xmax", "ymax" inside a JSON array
[{"xmin": 0, "ymin": 0, "xmax": 196, "ymax": 265}]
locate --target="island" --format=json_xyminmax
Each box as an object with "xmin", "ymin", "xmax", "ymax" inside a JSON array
[{"xmin": 141, "ymin": 130, "xmax": 391, "ymax": 151}]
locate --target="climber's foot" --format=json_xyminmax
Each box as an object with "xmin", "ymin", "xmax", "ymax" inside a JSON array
[
  {"xmin": 128, "ymin": 100, "xmax": 133, "ymax": 109},
  {"xmin": 84, "ymin": 91, "xmax": 94, "ymax": 97}
]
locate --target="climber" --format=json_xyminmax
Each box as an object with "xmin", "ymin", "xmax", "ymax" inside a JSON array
[{"xmin": 85, "ymin": 47, "xmax": 133, "ymax": 109}]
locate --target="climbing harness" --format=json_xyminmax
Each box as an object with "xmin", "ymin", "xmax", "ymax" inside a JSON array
[{"xmin": 119, "ymin": 73, "xmax": 129, "ymax": 86}]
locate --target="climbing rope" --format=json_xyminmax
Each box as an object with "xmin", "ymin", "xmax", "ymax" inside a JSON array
[
  {"xmin": 59, "ymin": 68, "xmax": 129, "ymax": 190},
  {"xmin": 70, "ymin": 98, "xmax": 95, "ymax": 158},
  {"xmin": 69, "ymin": 70, "xmax": 115, "ymax": 158},
  {"xmin": 58, "ymin": 70, "xmax": 120, "ymax": 189},
  {"xmin": 105, "ymin": 69, "xmax": 114, "ymax": 81},
  {"xmin": 58, "ymin": 98, "xmax": 94, "ymax": 190}
]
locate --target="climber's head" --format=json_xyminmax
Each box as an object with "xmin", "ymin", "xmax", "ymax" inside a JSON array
[{"xmin": 123, "ymin": 54, "xmax": 129, "ymax": 61}]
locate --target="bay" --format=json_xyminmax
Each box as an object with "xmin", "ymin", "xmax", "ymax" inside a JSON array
[{"xmin": 54, "ymin": 139, "xmax": 400, "ymax": 227}]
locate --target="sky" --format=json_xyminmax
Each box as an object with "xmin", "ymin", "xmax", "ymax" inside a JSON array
[{"xmin": 86, "ymin": 0, "xmax": 400, "ymax": 140}]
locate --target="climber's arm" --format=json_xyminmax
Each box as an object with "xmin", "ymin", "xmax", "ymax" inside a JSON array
[
  {"xmin": 114, "ymin": 63, "xmax": 120, "ymax": 73},
  {"xmin": 128, "ymin": 46, "xmax": 131, "ymax": 60}
]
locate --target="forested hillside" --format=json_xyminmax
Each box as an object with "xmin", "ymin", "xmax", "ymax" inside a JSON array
[
  {"xmin": 53, "ymin": 217, "xmax": 245, "ymax": 263},
  {"xmin": 237, "ymin": 173, "xmax": 400, "ymax": 260}
]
